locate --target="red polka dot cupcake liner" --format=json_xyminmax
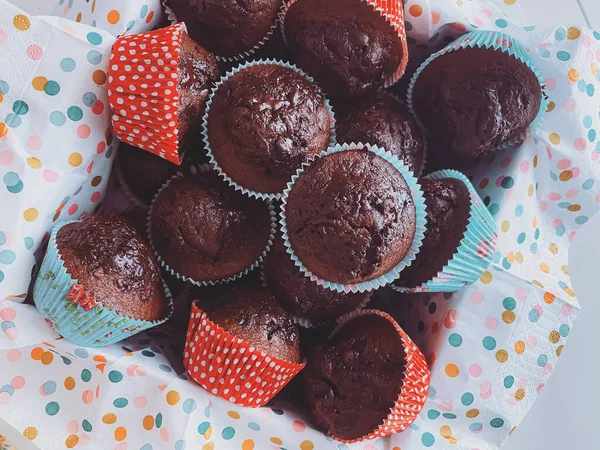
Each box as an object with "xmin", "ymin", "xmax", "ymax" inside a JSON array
[
  {"xmin": 280, "ymin": 0, "xmax": 409, "ymax": 88},
  {"xmin": 184, "ymin": 301, "xmax": 306, "ymax": 407},
  {"xmin": 108, "ymin": 23, "xmax": 186, "ymax": 166},
  {"xmin": 331, "ymin": 309, "xmax": 431, "ymax": 443}
]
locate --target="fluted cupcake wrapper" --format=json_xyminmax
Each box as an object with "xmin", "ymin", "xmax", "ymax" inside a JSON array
[
  {"xmin": 280, "ymin": 143, "xmax": 427, "ymax": 294},
  {"xmin": 330, "ymin": 309, "xmax": 430, "ymax": 443},
  {"xmin": 108, "ymin": 23, "xmax": 186, "ymax": 165},
  {"xmin": 259, "ymin": 264, "xmax": 373, "ymax": 328},
  {"xmin": 279, "ymin": 0, "xmax": 408, "ymax": 89},
  {"xmin": 147, "ymin": 165, "xmax": 278, "ymax": 286},
  {"xmin": 184, "ymin": 301, "xmax": 306, "ymax": 407},
  {"xmin": 163, "ymin": 0, "xmax": 280, "ymax": 63},
  {"xmin": 33, "ymin": 220, "xmax": 173, "ymax": 348},
  {"xmin": 407, "ymin": 30, "xmax": 549, "ymax": 151},
  {"xmin": 392, "ymin": 169, "xmax": 498, "ymax": 294},
  {"xmin": 202, "ymin": 58, "xmax": 337, "ymax": 201}
]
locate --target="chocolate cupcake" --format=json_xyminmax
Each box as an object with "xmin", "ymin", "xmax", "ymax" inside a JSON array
[
  {"xmin": 396, "ymin": 179, "xmax": 470, "ymax": 287},
  {"xmin": 33, "ymin": 214, "xmax": 172, "ymax": 347},
  {"xmin": 109, "ymin": 24, "xmax": 220, "ymax": 165},
  {"xmin": 334, "ymin": 93, "xmax": 425, "ymax": 174},
  {"xmin": 263, "ymin": 235, "xmax": 370, "ymax": 326},
  {"xmin": 149, "ymin": 168, "xmax": 275, "ymax": 284},
  {"xmin": 205, "ymin": 62, "xmax": 333, "ymax": 198},
  {"xmin": 116, "ymin": 144, "xmax": 179, "ymax": 207},
  {"xmin": 393, "ymin": 170, "xmax": 497, "ymax": 293},
  {"xmin": 303, "ymin": 310, "xmax": 429, "ymax": 442},
  {"xmin": 410, "ymin": 32, "xmax": 545, "ymax": 158},
  {"xmin": 282, "ymin": 0, "xmax": 407, "ymax": 96},
  {"xmin": 166, "ymin": 0, "xmax": 282, "ymax": 59},
  {"xmin": 281, "ymin": 144, "xmax": 426, "ymax": 292},
  {"xmin": 184, "ymin": 286, "xmax": 305, "ymax": 407}
]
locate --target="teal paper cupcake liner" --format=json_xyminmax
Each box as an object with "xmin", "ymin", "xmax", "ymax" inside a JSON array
[
  {"xmin": 392, "ymin": 169, "xmax": 498, "ymax": 294},
  {"xmin": 33, "ymin": 220, "xmax": 173, "ymax": 348},
  {"xmin": 407, "ymin": 30, "xmax": 549, "ymax": 150},
  {"xmin": 147, "ymin": 165, "xmax": 278, "ymax": 286},
  {"xmin": 202, "ymin": 58, "xmax": 337, "ymax": 201},
  {"xmin": 280, "ymin": 142, "xmax": 427, "ymax": 294}
]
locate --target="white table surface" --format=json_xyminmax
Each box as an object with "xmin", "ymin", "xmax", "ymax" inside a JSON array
[{"xmin": 1, "ymin": 2, "xmax": 598, "ymax": 450}]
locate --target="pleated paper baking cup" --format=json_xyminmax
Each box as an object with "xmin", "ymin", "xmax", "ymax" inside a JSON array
[
  {"xmin": 279, "ymin": 0, "xmax": 409, "ymax": 88},
  {"xmin": 184, "ymin": 301, "xmax": 306, "ymax": 407},
  {"xmin": 163, "ymin": 0, "xmax": 280, "ymax": 62},
  {"xmin": 108, "ymin": 23, "xmax": 186, "ymax": 165},
  {"xmin": 259, "ymin": 264, "xmax": 372, "ymax": 329},
  {"xmin": 280, "ymin": 143, "xmax": 427, "ymax": 294},
  {"xmin": 147, "ymin": 165, "xmax": 278, "ymax": 286},
  {"xmin": 407, "ymin": 30, "xmax": 548, "ymax": 150},
  {"xmin": 392, "ymin": 170, "xmax": 498, "ymax": 294},
  {"xmin": 202, "ymin": 59, "xmax": 337, "ymax": 201},
  {"xmin": 32, "ymin": 220, "xmax": 173, "ymax": 348},
  {"xmin": 330, "ymin": 309, "xmax": 430, "ymax": 443}
]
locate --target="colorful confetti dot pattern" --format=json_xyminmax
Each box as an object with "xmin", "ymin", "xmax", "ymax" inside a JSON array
[{"xmin": 0, "ymin": 0, "xmax": 598, "ymax": 449}]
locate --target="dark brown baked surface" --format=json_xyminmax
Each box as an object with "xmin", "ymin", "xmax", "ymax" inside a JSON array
[
  {"xmin": 303, "ymin": 314, "xmax": 405, "ymax": 439},
  {"xmin": 57, "ymin": 214, "xmax": 168, "ymax": 322},
  {"xmin": 285, "ymin": 148, "xmax": 416, "ymax": 284}
]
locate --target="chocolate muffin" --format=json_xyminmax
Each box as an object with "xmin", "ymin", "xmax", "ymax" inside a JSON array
[
  {"xmin": 284, "ymin": 0, "xmax": 404, "ymax": 96},
  {"xmin": 412, "ymin": 46, "xmax": 542, "ymax": 158},
  {"xmin": 207, "ymin": 64, "xmax": 331, "ymax": 195},
  {"xmin": 263, "ymin": 236, "xmax": 369, "ymax": 324},
  {"xmin": 150, "ymin": 170, "xmax": 272, "ymax": 283},
  {"xmin": 396, "ymin": 178, "xmax": 470, "ymax": 287},
  {"xmin": 285, "ymin": 148, "xmax": 416, "ymax": 284},
  {"xmin": 167, "ymin": 0, "xmax": 282, "ymax": 58},
  {"xmin": 56, "ymin": 214, "xmax": 169, "ymax": 322},
  {"xmin": 177, "ymin": 32, "xmax": 221, "ymax": 146},
  {"xmin": 117, "ymin": 144, "xmax": 178, "ymax": 205},
  {"xmin": 335, "ymin": 93, "xmax": 425, "ymax": 173},
  {"xmin": 206, "ymin": 286, "xmax": 301, "ymax": 362},
  {"xmin": 303, "ymin": 313, "xmax": 405, "ymax": 440}
]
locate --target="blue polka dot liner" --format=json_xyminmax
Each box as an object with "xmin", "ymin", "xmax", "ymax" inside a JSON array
[
  {"xmin": 33, "ymin": 220, "xmax": 173, "ymax": 348},
  {"xmin": 392, "ymin": 170, "xmax": 498, "ymax": 294},
  {"xmin": 407, "ymin": 30, "xmax": 549, "ymax": 151}
]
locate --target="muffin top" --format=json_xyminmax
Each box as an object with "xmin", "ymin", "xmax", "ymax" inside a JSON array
[
  {"xmin": 208, "ymin": 64, "xmax": 331, "ymax": 195},
  {"xmin": 178, "ymin": 32, "xmax": 220, "ymax": 144},
  {"xmin": 303, "ymin": 314, "xmax": 405, "ymax": 440},
  {"xmin": 396, "ymin": 178, "xmax": 470, "ymax": 287},
  {"xmin": 206, "ymin": 286, "xmax": 302, "ymax": 362},
  {"xmin": 150, "ymin": 170, "xmax": 272, "ymax": 282},
  {"xmin": 412, "ymin": 46, "xmax": 542, "ymax": 157},
  {"xmin": 167, "ymin": 0, "xmax": 282, "ymax": 57},
  {"xmin": 118, "ymin": 144, "xmax": 179, "ymax": 204},
  {"xmin": 284, "ymin": 0, "xmax": 403, "ymax": 96},
  {"xmin": 57, "ymin": 214, "xmax": 168, "ymax": 322},
  {"xmin": 263, "ymin": 235, "xmax": 369, "ymax": 324},
  {"xmin": 285, "ymin": 148, "xmax": 416, "ymax": 284},
  {"xmin": 335, "ymin": 93, "xmax": 424, "ymax": 173}
]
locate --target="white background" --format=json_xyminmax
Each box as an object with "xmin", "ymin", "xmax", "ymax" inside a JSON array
[{"xmin": 1, "ymin": 1, "xmax": 599, "ymax": 449}]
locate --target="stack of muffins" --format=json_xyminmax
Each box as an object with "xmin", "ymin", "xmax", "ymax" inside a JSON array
[{"xmin": 33, "ymin": 0, "xmax": 547, "ymax": 443}]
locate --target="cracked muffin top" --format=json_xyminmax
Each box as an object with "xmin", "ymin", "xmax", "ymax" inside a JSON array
[
  {"xmin": 284, "ymin": 148, "xmax": 416, "ymax": 285},
  {"xmin": 207, "ymin": 64, "xmax": 331, "ymax": 195},
  {"xmin": 302, "ymin": 313, "xmax": 406, "ymax": 439},
  {"xmin": 149, "ymin": 170, "xmax": 272, "ymax": 282},
  {"xmin": 283, "ymin": 0, "xmax": 404, "ymax": 96},
  {"xmin": 205, "ymin": 286, "xmax": 301, "ymax": 362}
]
